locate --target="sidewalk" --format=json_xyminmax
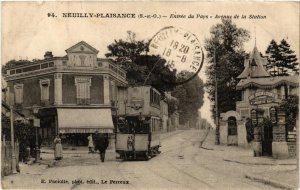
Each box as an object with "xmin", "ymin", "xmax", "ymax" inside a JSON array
[
  {"xmin": 245, "ymin": 169, "xmax": 298, "ymax": 190},
  {"xmin": 202, "ymin": 130, "xmax": 298, "ymax": 190}
]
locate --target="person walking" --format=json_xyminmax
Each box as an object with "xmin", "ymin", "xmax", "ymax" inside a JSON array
[
  {"xmin": 53, "ymin": 134, "xmax": 63, "ymax": 160},
  {"xmin": 87, "ymin": 134, "xmax": 94, "ymax": 153},
  {"xmin": 94, "ymin": 131, "xmax": 109, "ymax": 162}
]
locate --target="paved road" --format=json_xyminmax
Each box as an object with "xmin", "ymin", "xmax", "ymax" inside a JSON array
[{"xmin": 2, "ymin": 130, "xmax": 277, "ymax": 189}]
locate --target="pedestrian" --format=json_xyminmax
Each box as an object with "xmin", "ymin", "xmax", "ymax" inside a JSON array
[
  {"xmin": 53, "ymin": 134, "xmax": 63, "ymax": 160},
  {"xmin": 87, "ymin": 133, "xmax": 94, "ymax": 153},
  {"xmin": 94, "ymin": 131, "xmax": 109, "ymax": 162}
]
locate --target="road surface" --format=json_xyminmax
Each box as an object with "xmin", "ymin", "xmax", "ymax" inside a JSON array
[{"xmin": 2, "ymin": 129, "xmax": 282, "ymax": 189}]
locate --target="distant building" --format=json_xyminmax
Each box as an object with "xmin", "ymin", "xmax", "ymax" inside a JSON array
[
  {"xmin": 164, "ymin": 92, "xmax": 179, "ymax": 132},
  {"xmin": 160, "ymin": 100, "xmax": 168, "ymax": 132},
  {"xmin": 3, "ymin": 41, "xmax": 127, "ymax": 145}
]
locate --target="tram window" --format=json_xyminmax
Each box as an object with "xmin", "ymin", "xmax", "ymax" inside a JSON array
[{"xmin": 150, "ymin": 88, "xmax": 161, "ymax": 106}]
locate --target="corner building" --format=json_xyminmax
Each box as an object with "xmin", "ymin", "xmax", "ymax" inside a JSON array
[{"xmin": 4, "ymin": 41, "xmax": 127, "ymax": 145}]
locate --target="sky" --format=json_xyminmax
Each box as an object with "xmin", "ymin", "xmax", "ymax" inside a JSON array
[{"xmin": 2, "ymin": 2, "xmax": 299, "ymax": 127}]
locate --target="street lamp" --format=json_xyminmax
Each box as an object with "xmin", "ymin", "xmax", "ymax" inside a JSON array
[{"xmin": 32, "ymin": 105, "xmax": 40, "ymax": 162}]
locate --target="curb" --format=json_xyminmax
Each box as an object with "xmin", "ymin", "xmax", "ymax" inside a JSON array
[
  {"xmin": 245, "ymin": 173, "xmax": 296, "ymax": 190},
  {"xmin": 224, "ymin": 158, "xmax": 296, "ymax": 166}
]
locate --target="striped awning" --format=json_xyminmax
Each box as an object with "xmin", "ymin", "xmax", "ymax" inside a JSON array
[{"xmin": 57, "ymin": 108, "xmax": 114, "ymax": 133}]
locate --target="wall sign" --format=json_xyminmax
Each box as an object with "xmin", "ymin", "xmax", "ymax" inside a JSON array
[{"xmin": 249, "ymin": 92, "xmax": 275, "ymax": 105}]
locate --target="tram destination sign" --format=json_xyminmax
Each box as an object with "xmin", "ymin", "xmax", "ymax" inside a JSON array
[{"xmin": 249, "ymin": 91, "xmax": 275, "ymax": 105}]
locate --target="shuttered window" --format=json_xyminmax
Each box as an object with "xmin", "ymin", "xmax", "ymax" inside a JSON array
[
  {"xmin": 14, "ymin": 84, "xmax": 23, "ymax": 104},
  {"xmin": 40, "ymin": 79, "xmax": 50, "ymax": 104},
  {"xmin": 75, "ymin": 77, "xmax": 91, "ymax": 105}
]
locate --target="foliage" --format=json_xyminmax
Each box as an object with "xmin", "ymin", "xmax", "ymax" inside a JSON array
[
  {"xmin": 204, "ymin": 19, "xmax": 250, "ymax": 120},
  {"xmin": 105, "ymin": 31, "xmax": 177, "ymax": 92},
  {"xmin": 171, "ymin": 73, "xmax": 204, "ymax": 127},
  {"xmin": 265, "ymin": 39, "xmax": 280, "ymax": 76},
  {"xmin": 265, "ymin": 39, "xmax": 299, "ymax": 76},
  {"xmin": 2, "ymin": 59, "xmax": 32, "ymax": 74},
  {"xmin": 1, "ymin": 114, "xmax": 36, "ymax": 160},
  {"xmin": 280, "ymin": 95, "xmax": 299, "ymax": 131},
  {"xmin": 165, "ymin": 98, "xmax": 178, "ymax": 116}
]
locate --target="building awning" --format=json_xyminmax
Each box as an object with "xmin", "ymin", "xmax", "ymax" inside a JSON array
[{"xmin": 57, "ymin": 108, "xmax": 114, "ymax": 134}]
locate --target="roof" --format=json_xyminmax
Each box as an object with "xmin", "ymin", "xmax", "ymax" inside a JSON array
[
  {"xmin": 237, "ymin": 46, "xmax": 270, "ymax": 79},
  {"xmin": 65, "ymin": 41, "xmax": 99, "ymax": 54},
  {"xmin": 236, "ymin": 75, "xmax": 299, "ymax": 90}
]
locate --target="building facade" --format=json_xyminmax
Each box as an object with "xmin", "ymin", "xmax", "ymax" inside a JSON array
[
  {"xmin": 4, "ymin": 41, "xmax": 127, "ymax": 145},
  {"xmin": 219, "ymin": 46, "xmax": 299, "ymax": 157},
  {"xmin": 236, "ymin": 46, "xmax": 298, "ymax": 119}
]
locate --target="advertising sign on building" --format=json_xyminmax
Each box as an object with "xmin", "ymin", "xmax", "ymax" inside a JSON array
[{"xmin": 249, "ymin": 92, "xmax": 275, "ymax": 105}]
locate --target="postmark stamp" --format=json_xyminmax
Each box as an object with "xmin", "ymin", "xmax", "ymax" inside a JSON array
[{"xmin": 149, "ymin": 26, "xmax": 204, "ymax": 85}]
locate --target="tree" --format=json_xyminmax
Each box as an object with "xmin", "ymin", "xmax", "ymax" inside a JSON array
[
  {"xmin": 172, "ymin": 72, "xmax": 204, "ymax": 127},
  {"xmin": 278, "ymin": 39, "xmax": 299, "ymax": 75},
  {"xmin": 105, "ymin": 31, "xmax": 177, "ymax": 93},
  {"xmin": 265, "ymin": 40, "xmax": 280, "ymax": 76},
  {"xmin": 280, "ymin": 95, "xmax": 299, "ymax": 131},
  {"xmin": 1, "ymin": 114, "xmax": 35, "ymax": 161},
  {"xmin": 2, "ymin": 59, "xmax": 32, "ymax": 74},
  {"xmin": 204, "ymin": 19, "xmax": 250, "ymax": 120},
  {"xmin": 265, "ymin": 39, "xmax": 299, "ymax": 76}
]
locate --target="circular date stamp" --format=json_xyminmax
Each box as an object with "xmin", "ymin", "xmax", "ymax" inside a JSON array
[{"xmin": 149, "ymin": 26, "xmax": 204, "ymax": 85}]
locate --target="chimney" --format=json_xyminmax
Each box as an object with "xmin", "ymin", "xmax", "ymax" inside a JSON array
[{"xmin": 44, "ymin": 51, "xmax": 53, "ymax": 59}]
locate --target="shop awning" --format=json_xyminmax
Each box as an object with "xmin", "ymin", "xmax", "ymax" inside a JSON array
[{"xmin": 57, "ymin": 108, "xmax": 114, "ymax": 133}]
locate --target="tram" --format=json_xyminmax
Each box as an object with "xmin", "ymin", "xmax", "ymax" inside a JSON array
[{"xmin": 115, "ymin": 86, "xmax": 162, "ymax": 160}]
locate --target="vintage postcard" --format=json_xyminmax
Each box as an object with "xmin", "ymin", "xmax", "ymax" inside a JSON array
[{"xmin": 1, "ymin": 1, "xmax": 299, "ymax": 190}]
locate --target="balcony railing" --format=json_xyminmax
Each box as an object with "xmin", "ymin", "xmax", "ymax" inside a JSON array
[
  {"xmin": 6, "ymin": 60, "xmax": 127, "ymax": 82},
  {"xmin": 40, "ymin": 99, "xmax": 50, "ymax": 106},
  {"xmin": 7, "ymin": 62, "xmax": 55, "ymax": 76},
  {"xmin": 76, "ymin": 98, "xmax": 91, "ymax": 105}
]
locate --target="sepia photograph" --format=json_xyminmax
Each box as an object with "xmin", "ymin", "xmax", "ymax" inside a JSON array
[{"xmin": 1, "ymin": 1, "xmax": 299, "ymax": 189}]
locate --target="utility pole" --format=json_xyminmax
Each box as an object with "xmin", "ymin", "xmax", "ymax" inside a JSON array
[
  {"xmin": 10, "ymin": 105, "xmax": 17, "ymax": 174},
  {"xmin": 214, "ymin": 47, "xmax": 220, "ymax": 145}
]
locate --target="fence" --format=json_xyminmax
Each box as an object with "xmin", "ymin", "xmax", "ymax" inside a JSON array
[{"xmin": 1, "ymin": 141, "xmax": 19, "ymax": 177}]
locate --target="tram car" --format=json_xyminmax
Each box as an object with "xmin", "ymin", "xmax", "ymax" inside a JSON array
[{"xmin": 115, "ymin": 86, "xmax": 162, "ymax": 160}]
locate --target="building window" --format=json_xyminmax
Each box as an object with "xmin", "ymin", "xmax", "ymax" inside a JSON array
[
  {"xmin": 14, "ymin": 84, "xmax": 23, "ymax": 105},
  {"xmin": 75, "ymin": 77, "xmax": 91, "ymax": 105},
  {"xmin": 111, "ymin": 81, "xmax": 116, "ymax": 101},
  {"xmin": 40, "ymin": 79, "xmax": 50, "ymax": 105}
]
